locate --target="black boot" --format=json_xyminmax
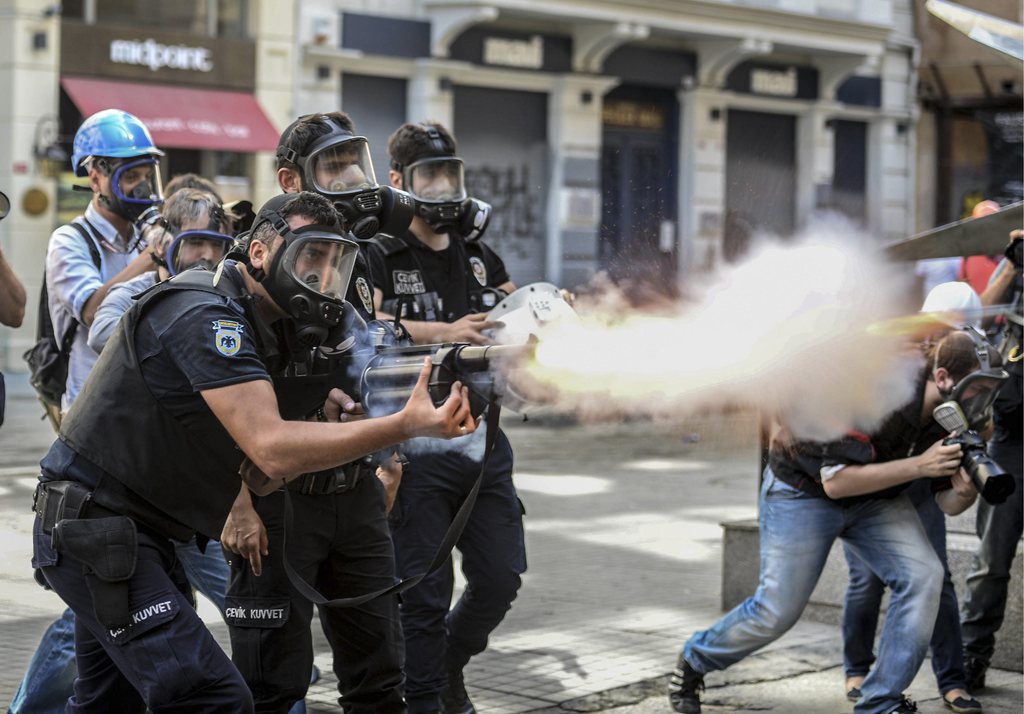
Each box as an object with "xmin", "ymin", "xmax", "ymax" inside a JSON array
[
  {"xmin": 668, "ymin": 655, "xmax": 704, "ymax": 714},
  {"xmin": 440, "ymin": 660, "xmax": 476, "ymax": 714},
  {"xmin": 964, "ymin": 656, "xmax": 988, "ymax": 692}
]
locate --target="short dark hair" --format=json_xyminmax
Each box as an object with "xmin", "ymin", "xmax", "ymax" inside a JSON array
[
  {"xmin": 387, "ymin": 121, "xmax": 457, "ymax": 173},
  {"xmin": 927, "ymin": 330, "xmax": 1003, "ymax": 382},
  {"xmin": 164, "ymin": 173, "xmax": 223, "ymax": 203},
  {"xmin": 276, "ymin": 112, "xmax": 356, "ymax": 172},
  {"xmin": 250, "ymin": 191, "xmax": 340, "ymax": 246}
]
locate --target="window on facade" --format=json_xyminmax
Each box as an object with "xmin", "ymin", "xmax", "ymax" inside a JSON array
[
  {"xmin": 61, "ymin": 0, "xmax": 86, "ymax": 20},
  {"xmin": 91, "ymin": 0, "xmax": 247, "ymax": 37},
  {"xmin": 214, "ymin": 151, "xmax": 246, "ymax": 178},
  {"xmin": 217, "ymin": 0, "xmax": 248, "ymax": 39},
  {"xmin": 95, "ymin": 0, "xmax": 209, "ymax": 33}
]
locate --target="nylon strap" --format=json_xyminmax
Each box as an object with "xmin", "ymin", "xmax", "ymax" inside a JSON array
[{"xmin": 280, "ymin": 401, "xmax": 501, "ymax": 608}]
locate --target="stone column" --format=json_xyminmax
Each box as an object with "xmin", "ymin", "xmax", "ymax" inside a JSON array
[
  {"xmin": 0, "ymin": 0, "xmax": 61, "ymax": 371},
  {"xmin": 546, "ymin": 74, "xmax": 617, "ymax": 289},
  {"xmin": 678, "ymin": 87, "xmax": 728, "ymax": 276}
]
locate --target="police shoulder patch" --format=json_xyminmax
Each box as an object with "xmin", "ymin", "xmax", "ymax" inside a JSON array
[
  {"xmin": 469, "ymin": 257, "xmax": 487, "ymax": 286},
  {"xmin": 355, "ymin": 276, "xmax": 374, "ymax": 314},
  {"xmin": 212, "ymin": 319, "xmax": 244, "ymax": 357}
]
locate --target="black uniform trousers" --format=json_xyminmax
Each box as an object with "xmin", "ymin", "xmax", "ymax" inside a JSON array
[
  {"xmin": 390, "ymin": 429, "xmax": 526, "ymax": 714},
  {"xmin": 226, "ymin": 474, "xmax": 404, "ymax": 714},
  {"xmin": 33, "ymin": 516, "xmax": 252, "ymax": 713}
]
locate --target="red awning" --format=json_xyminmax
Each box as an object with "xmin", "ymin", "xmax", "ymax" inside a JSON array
[{"xmin": 62, "ymin": 76, "xmax": 280, "ymax": 153}]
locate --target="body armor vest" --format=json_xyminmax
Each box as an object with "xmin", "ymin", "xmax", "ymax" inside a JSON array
[
  {"xmin": 373, "ymin": 233, "xmax": 499, "ymax": 321},
  {"xmin": 60, "ymin": 269, "xmax": 254, "ymax": 541}
]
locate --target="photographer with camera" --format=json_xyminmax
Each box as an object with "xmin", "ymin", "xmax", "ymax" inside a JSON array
[
  {"xmin": 670, "ymin": 329, "xmax": 1006, "ymax": 714},
  {"xmin": 840, "ymin": 317, "xmax": 1011, "ymax": 713},
  {"xmin": 960, "ymin": 228, "xmax": 1024, "ymax": 692}
]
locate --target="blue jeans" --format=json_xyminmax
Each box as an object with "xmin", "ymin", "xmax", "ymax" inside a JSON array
[
  {"xmin": 961, "ymin": 438, "xmax": 1024, "ymax": 664},
  {"xmin": 683, "ymin": 468, "xmax": 943, "ymax": 714},
  {"xmin": 842, "ymin": 479, "xmax": 966, "ymax": 694},
  {"xmin": 9, "ymin": 538, "xmax": 232, "ymax": 714}
]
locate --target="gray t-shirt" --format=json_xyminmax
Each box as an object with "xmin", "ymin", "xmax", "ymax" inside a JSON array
[{"xmin": 87, "ymin": 271, "xmax": 158, "ymax": 354}]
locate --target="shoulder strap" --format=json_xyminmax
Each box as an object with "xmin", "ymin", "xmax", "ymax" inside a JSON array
[
  {"xmin": 281, "ymin": 401, "xmax": 503, "ymax": 609},
  {"xmin": 68, "ymin": 218, "xmax": 103, "ymax": 270},
  {"xmin": 47, "ymin": 218, "xmax": 103, "ymax": 349},
  {"xmin": 372, "ymin": 234, "xmax": 409, "ymax": 257}
]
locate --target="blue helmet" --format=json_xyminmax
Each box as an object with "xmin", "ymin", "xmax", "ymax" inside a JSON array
[{"xmin": 71, "ymin": 109, "xmax": 164, "ymax": 177}]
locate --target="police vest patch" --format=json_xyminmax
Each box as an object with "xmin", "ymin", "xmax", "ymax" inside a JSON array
[
  {"xmin": 392, "ymin": 269, "xmax": 426, "ymax": 295},
  {"xmin": 355, "ymin": 276, "xmax": 374, "ymax": 314},
  {"xmin": 469, "ymin": 256, "xmax": 487, "ymax": 286},
  {"xmin": 212, "ymin": 320, "xmax": 244, "ymax": 356}
]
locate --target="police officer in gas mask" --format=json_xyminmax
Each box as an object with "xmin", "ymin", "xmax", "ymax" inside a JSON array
[
  {"xmin": 31, "ymin": 190, "xmax": 477, "ymax": 713},
  {"xmin": 367, "ymin": 122, "xmax": 523, "ymax": 714},
  {"xmin": 275, "ymin": 111, "xmax": 415, "ymax": 322}
]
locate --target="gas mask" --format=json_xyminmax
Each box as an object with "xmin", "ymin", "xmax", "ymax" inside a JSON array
[
  {"xmin": 934, "ymin": 327, "xmax": 1009, "ymax": 431},
  {"xmin": 252, "ymin": 209, "xmax": 360, "ymax": 348},
  {"xmin": 165, "ymin": 230, "xmax": 233, "ymax": 275},
  {"xmin": 397, "ymin": 154, "xmax": 492, "ymax": 240},
  {"xmin": 94, "ymin": 156, "xmax": 163, "ymax": 223},
  {"xmin": 277, "ymin": 121, "xmax": 415, "ymax": 240},
  {"xmin": 402, "ymin": 156, "xmax": 467, "ymax": 233}
]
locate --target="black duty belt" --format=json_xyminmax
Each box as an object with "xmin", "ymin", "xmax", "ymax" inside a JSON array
[
  {"xmin": 286, "ymin": 460, "xmax": 374, "ymax": 496},
  {"xmin": 33, "ymin": 480, "xmax": 121, "ymax": 534},
  {"xmin": 280, "ymin": 401, "xmax": 503, "ymax": 610}
]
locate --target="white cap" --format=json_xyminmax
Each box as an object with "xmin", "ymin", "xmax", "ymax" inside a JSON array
[{"xmin": 921, "ymin": 281, "xmax": 982, "ymax": 328}]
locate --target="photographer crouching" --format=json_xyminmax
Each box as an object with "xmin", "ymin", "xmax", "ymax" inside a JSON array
[{"xmin": 669, "ymin": 328, "xmax": 1008, "ymax": 714}]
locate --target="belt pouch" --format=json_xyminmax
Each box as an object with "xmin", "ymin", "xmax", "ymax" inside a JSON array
[{"xmin": 52, "ymin": 516, "xmax": 138, "ymax": 629}]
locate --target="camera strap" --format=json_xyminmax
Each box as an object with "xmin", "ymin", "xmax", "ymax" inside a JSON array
[{"xmin": 279, "ymin": 398, "xmax": 502, "ymax": 608}]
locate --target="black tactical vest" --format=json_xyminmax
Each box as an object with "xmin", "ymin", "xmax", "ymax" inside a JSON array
[
  {"xmin": 373, "ymin": 233, "xmax": 497, "ymax": 321},
  {"xmin": 60, "ymin": 270, "xmax": 254, "ymax": 541}
]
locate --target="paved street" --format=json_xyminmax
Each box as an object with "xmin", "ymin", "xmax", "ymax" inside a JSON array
[{"xmin": 0, "ymin": 372, "xmax": 1020, "ymax": 713}]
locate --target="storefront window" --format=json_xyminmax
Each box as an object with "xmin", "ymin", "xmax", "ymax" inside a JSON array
[
  {"xmin": 217, "ymin": 0, "xmax": 248, "ymax": 39},
  {"xmin": 91, "ymin": 0, "xmax": 247, "ymax": 38},
  {"xmin": 61, "ymin": 0, "xmax": 86, "ymax": 20},
  {"xmin": 214, "ymin": 151, "xmax": 246, "ymax": 178}
]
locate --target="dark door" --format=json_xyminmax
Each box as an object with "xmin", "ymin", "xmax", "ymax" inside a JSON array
[
  {"xmin": 454, "ymin": 86, "xmax": 549, "ymax": 284},
  {"xmin": 724, "ymin": 109, "xmax": 796, "ymax": 261},
  {"xmin": 600, "ymin": 88, "xmax": 678, "ymax": 299},
  {"xmin": 833, "ymin": 119, "xmax": 867, "ymax": 225}
]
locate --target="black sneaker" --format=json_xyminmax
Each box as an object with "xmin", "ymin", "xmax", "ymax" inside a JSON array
[
  {"xmin": 440, "ymin": 665, "xmax": 476, "ymax": 714},
  {"xmin": 890, "ymin": 695, "xmax": 919, "ymax": 713},
  {"xmin": 668, "ymin": 655, "xmax": 704, "ymax": 714},
  {"xmin": 964, "ymin": 657, "xmax": 988, "ymax": 692}
]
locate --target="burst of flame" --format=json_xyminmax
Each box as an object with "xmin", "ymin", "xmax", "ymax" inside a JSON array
[{"xmin": 520, "ymin": 229, "xmax": 924, "ymax": 440}]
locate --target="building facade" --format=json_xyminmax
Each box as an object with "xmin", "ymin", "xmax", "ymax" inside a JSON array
[
  {"xmin": 296, "ymin": 0, "xmax": 919, "ymax": 293},
  {"xmin": 0, "ymin": 0, "xmax": 296, "ymax": 371},
  {"xmin": 0, "ymin": 0, "xmax": 924, "ymax": 371}
]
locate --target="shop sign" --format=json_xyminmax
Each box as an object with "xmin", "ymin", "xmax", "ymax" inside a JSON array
[
  {"xmin": 750, "ymin": 67, "xmax": 797, "ymax": 97},
  {"xmin": 61, "ymin": 21, "xmax": 255, "ymax": 90},
  {"xmin": 110, "ymin": 38, "xmax": 213, "ymax": 73},
  {"xmin": 483, "ymin": 35, "xmax": 543, "ymax": 69},
  {"xmin": 449, "ymin": 27, "xmax": 572, "ymax": 73},
  {"xmin": 726, "ymin": 61, "xmax": 819, "ymax": 101},
  {"xmin": 602, "ymin": 100, "xmax": 665, "ymax": 131}
]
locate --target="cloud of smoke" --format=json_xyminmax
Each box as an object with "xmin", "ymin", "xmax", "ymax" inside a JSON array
[{"xmin": 522, "ymin": 218, "xmax": 924, "ymax": 440}]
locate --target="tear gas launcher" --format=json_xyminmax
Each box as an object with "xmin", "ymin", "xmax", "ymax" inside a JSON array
[{"xmin": 273, "ymin": 336, "xmax": 535, "ymax": 422}]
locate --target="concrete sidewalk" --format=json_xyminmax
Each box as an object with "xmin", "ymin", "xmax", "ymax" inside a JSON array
[{"xmin": 1, "ymin": 373, "xmax": 1020, "ymax": 713}]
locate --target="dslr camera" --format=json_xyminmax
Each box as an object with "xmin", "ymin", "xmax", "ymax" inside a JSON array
[{"xmin": 941, "ymin": 430, "xmax": 1015, "ymax": 504}]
